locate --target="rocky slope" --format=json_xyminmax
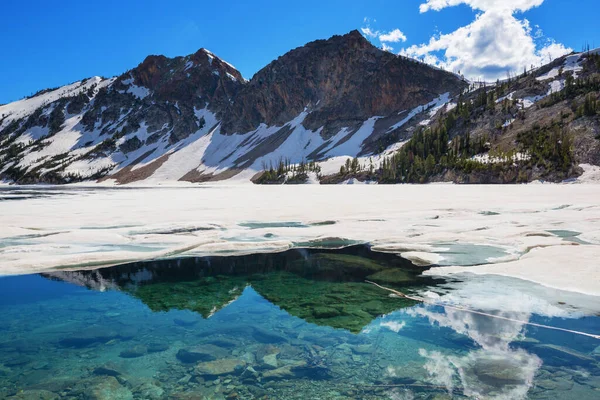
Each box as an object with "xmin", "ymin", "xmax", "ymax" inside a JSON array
[
  {"xmin": 0, "ymin": 31, "xmax": 466, "ymax": 184},
  {"xmin": 221, "ymin": 30, "xmax": 460, "ymax": 137},
  {"xmin": 314, "ymin": 49, "xmax": 600, "ymax": 184}
]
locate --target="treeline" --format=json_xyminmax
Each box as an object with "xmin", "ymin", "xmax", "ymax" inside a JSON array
[
  {"xmin": 541, "ymin": 74, "xmax": 600, "ymax": 110},
  {"xmin": 377, "ymin": 113, "xmax": 575, "ymax": 183},
  {"xmin": 256, "ymin": 158, "xmax": 322, "ymax": 184},
  {"xmin": 339, "ymin": 156, "xmax": 376, "ymax": 175},
  {"xmin": 516, "ymin": 121, "xmax": 574, "ymax": 172},
  {"xmin": 380, "ymin": 124, "xmax": 489, "ymax": 183},
  {"xmin": 379, "ymin": 106, "xmax": 491, "ymax": 183}
]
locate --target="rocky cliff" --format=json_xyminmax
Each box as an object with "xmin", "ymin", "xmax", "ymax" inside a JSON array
[{"xmin": 221, "ymin": 30, "xmax": 462, "ymax": 137}]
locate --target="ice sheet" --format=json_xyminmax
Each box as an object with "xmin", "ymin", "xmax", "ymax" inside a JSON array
[{"xmin": 0, "ymin": 185, "xmax": 599, "ymax": 300}]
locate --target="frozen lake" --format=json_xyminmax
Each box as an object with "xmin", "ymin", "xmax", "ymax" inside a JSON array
[
  {"xmin": 1, "ymin": 184, "xmax": 599, "ymax": 399},
  {"xmin": 1, "ymin": 184, "xmax": 599, "ymax": 295}
]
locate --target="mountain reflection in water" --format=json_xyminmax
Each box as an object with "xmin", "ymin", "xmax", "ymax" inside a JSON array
[{"xmin": 44, "ymin": 246, "xmax": 433, "ymax": 332}]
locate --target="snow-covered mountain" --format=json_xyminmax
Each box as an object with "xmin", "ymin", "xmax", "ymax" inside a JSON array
[
  {"xmin": 1, "ymin": 32, "xmax": 598, "ymax": 185},
  {"xmin": 0, "ymin": 31, "xmax": 466, "ymax": 184}
]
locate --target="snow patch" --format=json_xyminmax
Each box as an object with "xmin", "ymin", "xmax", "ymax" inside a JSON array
[
  {"xmin": 126, "ymin": 85, "xmax": 150, "ymax": 99},
  {"xmin": 389, "ymin": 93, "xmax": 450, "ymax": 132}
]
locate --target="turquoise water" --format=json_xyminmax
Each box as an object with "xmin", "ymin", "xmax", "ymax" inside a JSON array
[{"xmin": 0, "ymin": 247, "xmax": 599, "ymax": 399}]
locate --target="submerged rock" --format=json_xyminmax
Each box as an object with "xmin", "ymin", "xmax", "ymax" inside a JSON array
[
  {"xmin": 119, "ymin": 344, "xmax": 148, "ymax": 358},
  {"xmin": 536, "ymin": 378, "xmax": 574, "ymax": 391},
  {"xmin": 532, "ymin": 344, "xmax": 596, "ymax": 366},
  {"xmin": 194, "ymin": 359, "xmax": 246, "ymax": 376},
  {"xmin": 58, "ymin": 326, "xmax": 121, "ymax": 348},
  {"xmin": 8, "ymin": 390, "xmax": 59, "ymax": 400},
  {"xmin": 84, "ymin": 376, "xmax": 133, "ymax": 400},
  {"xmin": 169, "ymin": 390, "xmax": 210, "ymax": 400},
  {"xmin": 133, "ymin": 382, "xmax": 164, "ymax": 400},
  {"xmin": 262, "ymin": 365, "xmax": 296, "ymax": 380},
  {"xmin": 251, "ymin": 327, "xmax": 287, "ymax": 343},
  {"xmin": 93, "ymin": 363, "xmax": 123, "ymax": 377},
  {"xmin": 174, "ymin": 317, "xmax": 200, "ymax": 327},
  {"xmin": 352, "ymin": 344, "xmax": 373, "ymax": 355},
  {"xmin": 177, "ymin": 344, "xmax": 229, "ymax": 363},
  {"xmin": 0, "ymin": 364, "xmax": 12, "ymax": 376},
  {"xmin": 147, "ymin": 342, "xmax": 169, "ymax": 353},
  {"xmin": 31, "ymin": 361, "xmax": 49, "ymax": 370},
  {"xmin": 204, "ymin": 337, "xmax": 238, "ymax": 349},
  {"xmin": 3, "ymin": 355, "xmax": 33, "ymax": 367},
  {"xmin": 262, "ymin": 361, "xmax": 308, "ymax": 381},
  {"xmin": 241, "ymin": 365, "xmax": 259, "ymax": 381},
  {"xmin": 261, "ymin": 353, "xmax": 279, "ymax": 369},
  {"xmin": 255, "ymin": 344, "xmax": 280, "ymax": 360},
  {"xmin": 0, "ymin": 339, "xmax": 38, "ymax": 354}
]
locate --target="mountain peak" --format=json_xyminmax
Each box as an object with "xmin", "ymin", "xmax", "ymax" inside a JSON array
[
  {"xmin": 343, "ymin": 29, "xmax": 367, "ymax": 42},
  {"xmin": 221, "ymin": 30, "xmax": 465, "ymax": 135}
]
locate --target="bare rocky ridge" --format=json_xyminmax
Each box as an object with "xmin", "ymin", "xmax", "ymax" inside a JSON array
[{"xmin": 221, "ymin": 30, "xmax": 463, "ymax": 136}]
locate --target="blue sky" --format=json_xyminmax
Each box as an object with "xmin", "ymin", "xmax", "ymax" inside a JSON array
[{"xmin": 1, "ymin": 0, "xmax": 598, "ymax": 104}]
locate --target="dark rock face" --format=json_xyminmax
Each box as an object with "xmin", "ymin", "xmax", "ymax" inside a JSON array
[
  {"xmin": 221, "ymin": 30, "xmax": 464, "ymax": 136},
  {"xmin": 126, "ymin": 48, "xmax": 243, "ymax": 109}
]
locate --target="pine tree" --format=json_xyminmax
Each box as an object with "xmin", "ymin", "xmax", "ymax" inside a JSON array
[{"xmin": 583, "ymin": 94, "xmax": 597, "ymax": 116}]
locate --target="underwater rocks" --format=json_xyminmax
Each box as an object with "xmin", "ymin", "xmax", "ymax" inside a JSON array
[
  {"xmin": 169, "ymin": 391, "xmax": 210, "ymax": 400},
  {"xmin": 84, "ymin": 376, "xmax": 133, "ymax": 400},
  {"xmin": 262, "ymin": 361, "xmax": 308, "ymax": 381},
  {"xmin": 470, "ymin": 359, "xmax": 529, "ymax": 386},
  {"xmin": 351, "ymin": 344, "xmax": 373, "ymax": 355},
  {"xmin": 251, "ymin": 327, "xmax": 287, "ymax": 344},
  {"xmin": 8, "ymin": 390, "xmax": 59, "ymax": 400},
  {"xmin": 531, "ymin": 344, "xmax": 597, "ymax": 367},
  {"xmin": 2, "ymin": 355, "xmax": 33, "ymax": 368},
  {"xmin": 93, "ymin": 363, "xmax": 123, "ymax": 378},
  {"xmin": 147, "ymin": 342, "xmax": 169, "ymax": 353},
  {"xmin": 132, "ymin": 381, "xmax": 164, "ymax": 400},
  {"xmin": 0, "ymin": 364, "xmax": 11, "ymax": 376},
  {"xmin": 255, "ymin": 345, "xmax": 280, "ymax": 365},
  {"xmin": 0, "ymin": 339, "xmax": 39, "ymax": 354},
  {"xmin": 177, "ymin": 344, "xmax": 230, "ymax": 363},
  {"xmin": 261, "ymin": 353, "xmax": 279, "ymax": 370},
  {"xmin": 119, "ymin": 344, "xmax": 148, "ymax": 358},
  {"xmin": 194, "ymin": 358, "xmax": 247, "ymax": 377},
  {"xmin": 58, "ymin": 325, "xmax": 136, "ymax": 348},
  {"xmin": 174, "ymin": 317, "xmax": 200, "ymax": 327},
  {"xmin": 203, "ymin": 337, "xmax": 238, "ymax": 349}
]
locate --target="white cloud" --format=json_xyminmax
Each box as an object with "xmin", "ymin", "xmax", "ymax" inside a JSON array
[
  {"xmin": 379, "ymin": 29, "xmax": 407, "ymax": 43},
  {"xmin": 419, "ymin": 347, "xmax": 542, "ymax": 399},
  {"xmin": 361, "ymin": 27, "xmax": 379, "ymax": 38},
  {"xmin": 380, "ymin": 320, "xmax": 405, "ymax": 332},
  {"xmin": 401, "ymin": 0, "xmax": 571, "ymax": 81},
  {"xmin": 382, "ymin": 43, "xmax": 395, "ymax": 52},
  {"xmin": 419, "ymin": 0, "xmax": 545, "ymax": 13}
]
